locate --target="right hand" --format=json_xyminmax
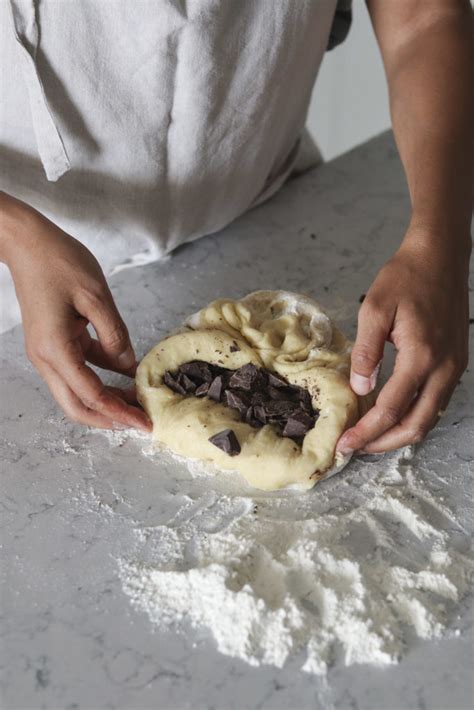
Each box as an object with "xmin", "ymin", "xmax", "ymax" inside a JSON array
[{"xmin": 0, "ymin": 192, "xmax": 151, "ymax": 431}]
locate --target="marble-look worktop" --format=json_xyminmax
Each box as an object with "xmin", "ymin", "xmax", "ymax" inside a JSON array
[{"xmin": 1, "ymin": 132, "xmax": 473, "ymax": 710}]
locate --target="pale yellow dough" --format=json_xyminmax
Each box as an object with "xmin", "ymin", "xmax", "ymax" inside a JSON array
[{"xmin": 136, "ymin": 291, "xmax": 366, "ymax": 491}]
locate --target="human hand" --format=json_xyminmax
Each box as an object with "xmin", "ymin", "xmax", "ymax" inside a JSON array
[
  {"xmin": 337, "ymin": 231, "xmax": 470, "ymax": 454},
  {"xmin": 1, "ymin": 193, "xmax": 151, "ymax": 431}
]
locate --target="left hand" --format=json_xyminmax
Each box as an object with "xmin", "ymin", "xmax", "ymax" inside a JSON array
[{"xmin": 336, "ymin": 230, "xmax": 470, "ymax": 454}]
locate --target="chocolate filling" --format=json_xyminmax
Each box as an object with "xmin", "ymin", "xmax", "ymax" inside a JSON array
[{"xmin": 163, "ymin": 360, "xmax": 320, "ymax": 455}]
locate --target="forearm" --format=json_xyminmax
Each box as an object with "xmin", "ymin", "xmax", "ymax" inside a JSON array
[
  {"xmin": 0, "ymin": 190, "xmax": 53, "ymax": 267},
  {"xmin": 368, "ymin": 0, "xmax": 473, "ymax": 252}
]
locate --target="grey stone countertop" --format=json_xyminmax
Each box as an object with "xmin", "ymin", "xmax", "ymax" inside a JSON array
[{"xmin": 1, "ymin": 132, "xmax": 473, "ymax": 710}]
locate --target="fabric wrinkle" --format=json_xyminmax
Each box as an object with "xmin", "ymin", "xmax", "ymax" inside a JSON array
[{"xmin": 8, "ymin": 0, "xmax": 71, "ymax": 182}]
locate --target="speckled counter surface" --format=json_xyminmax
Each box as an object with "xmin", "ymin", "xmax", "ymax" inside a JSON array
[{"xmin": 1, "ymin": 132, "xmax": 473, "ymax": 710}]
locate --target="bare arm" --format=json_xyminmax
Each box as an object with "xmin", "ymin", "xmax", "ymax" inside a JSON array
[
  {"xmin": 0, "ymin": 190, "xmax": 151, "ymax": 431},
  {"xmin": 337, "ymin": 0, "xmax": 473, "ymax": 454}
]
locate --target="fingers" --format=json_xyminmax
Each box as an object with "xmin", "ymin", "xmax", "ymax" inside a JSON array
[
  {"xmin": 360, "ymin": 370, "xmax": 457, "ymax": 454},
  {"xmin": 75, "ymin": 287, "xmax": 136, "ymax": 370},
  {"xmin": 59, "ymin": 339, "xmax": 151, "ymax": 430},
  {"xmin": 337, "ymin": 359, "xmax": 423, "ymax": 454},
  {"xmin": 350, "ymin": 298, "xmax": 393, "ymax": 396},
  {"xmin": 39, "ymin": 363, "xmax": 120, "ymax": 430},
  {"xmin": 79, "ymin": 330, "xmax": 137, "ymax": 377},
  {"xmin": 337, "ymin": 352, "xmax": 461, "ymax": 454},
  {"xmin": 107, "ymin": 385, "xmax": 140, "ymax": 406},
  {"xmin": 35, "ymin": 336, "xmax": 151, "ymax": 431}
]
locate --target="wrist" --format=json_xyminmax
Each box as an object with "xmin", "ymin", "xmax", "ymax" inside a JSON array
[
  {"xmin": 404, "ymin": 217, "xmax": 472, "ymax": 261},
  {"xmin": 0, "ymin": 191, "xmax": 44, "ymax": 268}
]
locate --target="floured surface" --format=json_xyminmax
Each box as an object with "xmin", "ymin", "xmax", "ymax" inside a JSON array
[
  {"xmin": 110, "ymin": 441, "xmax": 472, "ymax": 675},
  {"xmin": 1, "ymin": 132, "xmax": 473, "ymax": 710}
]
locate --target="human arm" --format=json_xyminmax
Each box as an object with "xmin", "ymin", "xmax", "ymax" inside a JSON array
[
  {"xmin": 0, "ymin": 190, "xmax": 151, "ymax": 431},
  {"xmin": 337, "ymin": 0, "xmax": 473, "ymax": 454}
]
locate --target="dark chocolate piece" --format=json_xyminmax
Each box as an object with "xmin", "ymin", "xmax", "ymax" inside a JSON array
[
  {"xmin": 298, "ymin": 388, "xmax": 313, "ymax": 412},
  {"xmin": 251, "ymin": 391, "xmax": 265, "ymax": 406},
  {"xmin": 229, "ymin": 363, "xmax": 260, "ymax": 391},
  {"xmin": 225, "ymin": 390, "xmax": 250, "ymax": 416},
  {"xmin": 282, "ymin": 409, "xmax": 315, "ymax": 438},
  {"xmin": 207, "ymin": 375, "xmax": 224, "ymax": 402},
  {"xmin": 267, "ymin": 372, "xmax": 288, "ymax": 388},
  {"xmin": 245, "ymin": 406, "xmax": 260, "ymax": 428},
  {"xmin": 177, "ymin": 373, "xmax": 197, "ymax": 393},
  {"xmin": 253, "ymin": 405, "xmax": 267, "ymax": 424},
  {"xmin": 262, "ymin": 400, "xmax": 299, "ymax": 422},
  {"xmin": 208, "ymin": 429, "xmax": 241, "ymax": 456},
  {"xmin": 163, "ymin": 359, "xmax": 319, "ymax": 446},
  {"xmin": 163, "ymin": 371, "xmax": 186, "ymax": 395},
  {"xmin": 195, "ymin": 382, "xmax": 210, "ymax": 397},
  {"xmin": 267, "ymin": 385, "xmax": 285, "ymax": 399},
  {"xmin": 180, "ymin": 361, "xmax": 213, "ymax": 383}
]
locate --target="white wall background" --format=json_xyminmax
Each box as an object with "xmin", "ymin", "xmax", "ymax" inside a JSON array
[{"xmin": 306, "ymin": 1, "xmax": 391, "ymax": 161}]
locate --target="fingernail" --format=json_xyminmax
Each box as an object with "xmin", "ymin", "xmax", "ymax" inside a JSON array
[
  {"xmin": 350, "ymin": 372, "xmax": 372, "ymax": 396},
  {"xmin": 336, "ymin": 434, "xmax": 354, "ymax": 456},
  {"xmin": 137, "ymin": 415, "xmax": 153, "ymax": 432},
  {"xmin": 138, "ymin": 422, "xmax": 153, "ymax": 433},
  {"xmin": 337, "ymin": 445, "xmax": 354, "ymax": 456},
  {"xmin": 117, "ymin": 346, "xmax": 135, "ymax": 369},
  {"xmin": 369, "ymin": 361, "xmax": 382, "ymax": 391}
]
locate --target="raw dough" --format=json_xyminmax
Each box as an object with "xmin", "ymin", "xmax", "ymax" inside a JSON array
[{"xmin": 136, "ymin": 291, "xmax": 365, "ymax": 490}]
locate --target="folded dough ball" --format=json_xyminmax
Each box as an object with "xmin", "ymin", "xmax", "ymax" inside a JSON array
[{"xmin": 136, "ymin": 291, "xmax": 367, "ymax": 491}]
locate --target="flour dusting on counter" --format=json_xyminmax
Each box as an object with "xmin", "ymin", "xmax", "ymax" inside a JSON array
[{"xmin": 107, "ymin": 441, "xmax": 473, "ymax": 675}]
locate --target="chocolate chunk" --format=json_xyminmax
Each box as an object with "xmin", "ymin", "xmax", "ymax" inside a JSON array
[
  {"xmin": 207, "ymin": 375, "xmax": 224, "ymax": 402},
  {"xmin": 220, "ymin": 370, "xmax": 233, "ymax": 390},
  {"xmin": 229, "ymin": 363, "xmax": 260, "ymax": 391},
  {"xmin": 282, "ymin": 409, "xmax": 315, "ymax": 439},
  {"xmin": 298, "ymin": 388, "xmax": 313, "ymax": 412},
  {"xmin": 163, "ymin": 371, "xmax": 186, "ymax": 395},
  {"xmin": 251, "ymin": 392, "xmax": 265, "ymax": 406},
  {"xmin": 245, "ymin": 406, "xmax": 260, "ymax": 428},
  {"xmin": 208, "ymin": 429, "xmax": 241, "ymax": 456},
  {"xmin": 262, "ymin": 400, "xmax": 299, "ymax": 422},
  {"xmin": 165, "ymin": 359, "xmax": 318, "ymax": 446},
  {"xmin": 230, "ymin": 340, "xmax": 241, "ymax": 353},
  {"xmin": 270, "ymin": 384, "xmax": 298, "ymax": 403},
  {"xmin": 180, "ymin": 361, "xmax": 213, "ymax": 383},
  {"xmin": 268, "ymin": 372, "xmax": 288, "ymax": 388},
  {"xmin": 253, "ymin": 405, "xmax": 267, "ymax": 424},
  {"xmin": 225, "ymin": 390, "xmax": 250, "ymax": 416},
  {"xmin": 195, "ymin": 382, "xmax": 210, "ymax": 397},
  {"xmin": 177, "ymin": 373, "xmax": 197, "ymax": 393},
  {"xmin": 267, "ymin": 386, "xmax": 286, "ymax": 400}
]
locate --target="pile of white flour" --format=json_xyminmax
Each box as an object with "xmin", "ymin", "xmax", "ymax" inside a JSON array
[{"xmin": 111, "ymin": 440, "xmax": 472, "ymax": 675}]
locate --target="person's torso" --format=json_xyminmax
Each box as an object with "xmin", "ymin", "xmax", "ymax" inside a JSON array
[{"xmin": 1, "ymin": 0, "xmax": 341, "ymax": 290}]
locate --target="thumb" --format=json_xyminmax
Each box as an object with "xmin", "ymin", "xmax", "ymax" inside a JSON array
[
  {"xmin": 80, "ymin": 288, "xmax": 136, "ymax": 370},
  {"xmin": 351, "ymin": 302, "xmax": 389, "ymax": 395}
]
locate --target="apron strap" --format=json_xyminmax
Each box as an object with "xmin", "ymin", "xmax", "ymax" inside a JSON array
[{"xmin": 8, "ymin": 0, "xmax": 71, "ymax": 182}]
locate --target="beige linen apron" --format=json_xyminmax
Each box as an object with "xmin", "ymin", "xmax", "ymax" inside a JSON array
[{"xmin": 0, "ymin": 0, "xmax": 341, "ymax": 331}]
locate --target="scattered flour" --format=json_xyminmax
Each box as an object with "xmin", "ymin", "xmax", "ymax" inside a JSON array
[{"xmin": 112, "ymin": 444, "xmax": 472, "ymax": 675}]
